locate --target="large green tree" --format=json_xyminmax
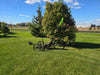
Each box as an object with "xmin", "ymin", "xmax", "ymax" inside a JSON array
[
  {"xmin": 29, "ymin": 6, "xmax": 45, "ymax": 37},
  {"xmin": 42, "ymin": 1, "xmax": 77, "ymax": 44}
]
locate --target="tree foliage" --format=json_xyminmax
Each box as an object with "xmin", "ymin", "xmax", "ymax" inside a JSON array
[
  {"xmin": 0, "ymin": 22, "xmax": 9, "ymax": 37},
  {"xmin": 42, "ymin": 1, "xmax": 77, "ymax": 43},
  {"xmin": 16, "ymin": 22, "xmax": 29, "ymax": 26},
  {"xmin": 29, "ymin": 6, "xmax": 45, "ymax": 37}
]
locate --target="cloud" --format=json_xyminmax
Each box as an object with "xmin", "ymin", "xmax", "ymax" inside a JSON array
[
  {"xmin": 26, "ymin": 16, "xmax": 29, "ymax": 17},
  {"xmin": 76, "ymin": 19, "xmax": 100, "ymax": 27},
  {"xmin": 96, "ymin": 19, "xmax": 100, "ymax": 21},
  {"xmin": 25, "ymin": 0, "xmax": 73, "ymax": 4},
  {"xmin": 74, "ymin": 7, "xmax": 81, "ymax": 9},
  {"xmin": 77, "ymin": 25, "xmax": 91, "ymax": 27},
  {"xmin": 25, "ymin": 0, "xmax": 82, "ymax": 9},
  {"xmin": 76, "ymin": 22, "xmax": 91, "ymax": 27},
  {"xmin": 64, "ymin": 0, "xmax": 73, "ymax": 3},
  {"xmin": 69, "ymin": 5, "xmax": 82, "ymax": 9},
  {"xmin": 52, "ymin": 0, "xmax": 73, "ymax": 3},
  {"xmin": 52, "ymin": 0, "xmax": 59, "ymax": 3},
  {"xmin": 53, "ymin": 0, "xmax": 73, "ymax": 3},
  {"xmin": 25, "ymin": 0, "xmax": 41, "ymax": 4},
  {"xmin": 76, "ymin": 20, "xmax": 90, "ymax": 27},
  {"xmin": 95, "ymin": 19, "xmax": 100, "ymax": 25},
  {"xmin": 3, "ymin": 16, "xmax": 11, "ymax": 18},
  {"xmin": 73, "ymin": 1, "xmax": 79, "ymax": 5},
  {"xmin": 25, "ymin": 0, "xmax": 52, "ymax": 4},
  {"xmin": 19, "ymin": 14, "xmax": 25, "ymax": 16},
  {"xmin": 42, "ymin": 0, "xmax": 52, "ymax": 2},
  {"xmin": 89, "ymin": 19, "xmax": 100, "ymax": 25},
  {"xmin": 19, "ymin": 14, "xmax": 29, "ymax": 17}
]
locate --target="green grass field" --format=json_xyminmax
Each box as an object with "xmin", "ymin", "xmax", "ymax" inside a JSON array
[{"xmin": 0, "ymin": 31, "xmax": 100, "ymax": 75}]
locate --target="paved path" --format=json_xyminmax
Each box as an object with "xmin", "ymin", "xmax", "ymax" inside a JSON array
[
  {"xmin": 10, "ymin": 29, "xmax": 100, "ymax": 33},
  {"xmin": 79, "ymin": 31, "xmax": 100, "ymax": 33}
]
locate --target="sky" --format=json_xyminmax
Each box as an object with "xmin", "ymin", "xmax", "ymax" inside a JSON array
[{"xmin": 0, "ymin": 0, "xmax": 100, "ymax": 27}]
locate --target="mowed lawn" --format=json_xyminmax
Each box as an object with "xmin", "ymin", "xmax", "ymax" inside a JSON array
[{"xmin": 0, "ymin": 31, "xmax": 100, "ymax": 75}]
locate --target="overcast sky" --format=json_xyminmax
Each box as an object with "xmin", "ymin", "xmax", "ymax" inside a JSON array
[{"xmin": 0, "ymin": 0, "xmax": 100, "ymax": 26}]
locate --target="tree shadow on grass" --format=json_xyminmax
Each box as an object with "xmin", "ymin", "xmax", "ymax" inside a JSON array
[
  {"xmin": 8, "ymin": 32, "xmax": 17, "ymax": 34},
  {"xmin": 96, "ymin": 50, "xmax": 100, "ymax": 51},
  {"xmin": 0, "ymin": 32, "xmax": 17, "ymax": 38},
  {"xmin": 48, "ymin": 48, "xmax": 68, "ymax": 50},
  {"xmin": 69, "ymin": 42, "xmax": 100, "ymax": 49},
  {"xmin": 0, "ymin": 35, "xmax": 17, "ymax": 38}
]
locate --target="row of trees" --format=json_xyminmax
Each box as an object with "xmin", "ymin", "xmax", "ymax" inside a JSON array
[
  {"xmin": 89, "ymin": 24, "xmax": 100, "ymax": 30},
  {"xmin": 0, "ymin": 22, "xmax": 10, "ymax": 37},
  {"xmin": 28, "ymin": 0, "xmax": 77, "ymax": 44},
  {"xmin": 16, "ymin": 22, "xmax": 29, "ymax": 27}
]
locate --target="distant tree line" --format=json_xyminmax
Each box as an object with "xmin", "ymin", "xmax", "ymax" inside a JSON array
[
  {"xmin": 89, "ymin": 24, "xmax": 100, "ymax": 30},
  {"xmin": 16, "ymin": 22, "xmax": 29, "ymax": 27}
]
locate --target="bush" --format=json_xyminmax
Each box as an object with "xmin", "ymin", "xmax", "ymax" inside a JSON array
[{"xmin": 0, "ymin": 22, "xmax": 9, "ymax": 37}]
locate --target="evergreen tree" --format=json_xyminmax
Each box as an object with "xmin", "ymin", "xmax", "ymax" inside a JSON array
[
  {"xmin": 0, "ymin": 22, "xmax": 9, "ymax": 37},
  {"xmin": 42, "ymin": 1, "xmax": 77, "ymax": 44},
  {"xmin": 29, "ymin": 6, "xmax": 45, "ymax": 37}
]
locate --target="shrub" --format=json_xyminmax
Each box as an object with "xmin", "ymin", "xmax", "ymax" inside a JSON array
[{"xmin": 0, "ymin": 22, "xmax": 9, "ymax": 37}]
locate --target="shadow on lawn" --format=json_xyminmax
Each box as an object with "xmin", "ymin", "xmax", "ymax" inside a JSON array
[
  {"xmin": 0, "ymin": 35, "xmax": 17, "ymax": 38},
  {"xmin": 96, "ymin": 50, "xmax": 100, "ymax": 51},
  {"xmin": 48, "ymin": 48, "xmax": 68, "ymax": 50},
  {"xmin": 8, "ymin": 32, "xmax": 17, "ymax": 34},
  {"xmin": 0, "ymin": 32, "xmax": 17, "ymax": 38},
  {"xmin": 70, "ymin": 42, "xmax": 100, "ymax": 49}
]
